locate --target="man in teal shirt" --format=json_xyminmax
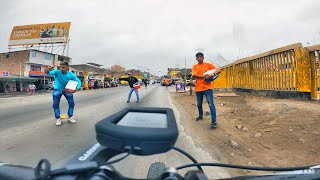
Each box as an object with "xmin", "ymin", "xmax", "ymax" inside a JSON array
[{"xmin": 45, "ymin": 62, "xmax": 82, "ymax": 126}]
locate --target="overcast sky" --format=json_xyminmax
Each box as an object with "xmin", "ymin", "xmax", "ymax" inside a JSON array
[{"xmin": 1, "ymin": 0, "xmax": 319, "ymax": 75}]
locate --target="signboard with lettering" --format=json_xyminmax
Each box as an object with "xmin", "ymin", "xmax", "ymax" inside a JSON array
[
  {"xmin": 0, "ymin": 71, "xmax": 10, "ymax": 77},
  {"xmin": 9, "ymin": 22, "xmax": 71, "ymax": 46}
]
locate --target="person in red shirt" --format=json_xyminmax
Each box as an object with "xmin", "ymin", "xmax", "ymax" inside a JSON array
[
  {"xmin": 164, "ymin": 78, "xmax": 170, "ymax": 88},
  {"xmin": 192, "ymin": 52, "xmax": 220, "ymax": 128}
]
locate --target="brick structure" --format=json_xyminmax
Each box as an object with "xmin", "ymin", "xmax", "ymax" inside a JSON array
[
  {"xmin": 127, "ymin": 69, "xmax": 142, "ymax": 77},
  {"xmin": 0, "ymin": 49, "xmax": 73, "ymax": 93},
  {"xmin": 0, "ymin": 50, "xmax": 29, "ymax": 76},
  {"xmin": 0, "ymin": 51, "xmax": 35, "ymax": 93},
  {"xmin": 111, "ymin": 65, "xmax": 125, "ymax": 72}
]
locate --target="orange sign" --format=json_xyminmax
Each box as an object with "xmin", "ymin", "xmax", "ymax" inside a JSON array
[{"xmin": 9, "ymin": 22, "xmax": 71, "ymax": 46}]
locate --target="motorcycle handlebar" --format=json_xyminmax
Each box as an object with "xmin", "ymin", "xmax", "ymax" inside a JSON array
[
  {"xmin": 1, "ymin": 143, "xmax": 319, "ymax": 180},
  {"xmin": 1, "ymin": 161, "xmax": 320, "ymax": 180},
  {"xmin": 0, "ymin": 162, "xmax": 205, "ymax": 180},
  {"xmin": 0, "ymin": 163, "xmax": 36, "ymax": 180}
]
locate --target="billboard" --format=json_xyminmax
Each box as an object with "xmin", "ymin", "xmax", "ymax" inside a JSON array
[
  {"xmin": 170, "ymin": 71, "xmax": 179, "ymax": 78},
  {"xmin": 9, "ymin": 22, "xmax": 71, "ymax": 46},
  {"xmin": 175, "ymin": 82, "xmax": 186, "ymax": 93}
]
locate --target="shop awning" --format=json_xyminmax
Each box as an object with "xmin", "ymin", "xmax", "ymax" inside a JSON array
[
  {"xmin": 70, "ymin": 64, "xmax": 104, "ymax": 73},
  {"xmin": 0, "ymin": 75, "xmax": 38, "ymax": 82},
  {"xmin": 29, "ymin": 71, "xmax": 53, "ymax": 77}
]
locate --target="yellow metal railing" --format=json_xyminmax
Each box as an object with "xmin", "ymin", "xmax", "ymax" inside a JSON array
[
  {"xmin": 307, "ymin": 45, "xmax": 320, "ymax": 99},
  {"xmin": 213, "ymin": 43, "xmax": 320, "ymax": 100}
]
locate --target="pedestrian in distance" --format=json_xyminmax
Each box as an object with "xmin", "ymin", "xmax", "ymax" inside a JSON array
[
  {"xmin": 164, "ymin": 78, "xmax": 169, "ymax": 89},
  {"xmin": 94, "ymin": 80, "xmax": 99, "ymax": 91},
  {"xmin": 29, "ymin": 83, "xmax": 37, "ymax": 96},
  {"xmin": 144, "ymin": 78, "xmax": 148, "ymax": 88}
]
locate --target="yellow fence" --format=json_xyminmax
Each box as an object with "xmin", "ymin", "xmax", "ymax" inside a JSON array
[
  {"xmin": 214, "ymin": 43, "xmax": 320, "ymax": 100},
  {"xmin": 307, "ymin": 45, "xmax": 320, "ymax": 99}
]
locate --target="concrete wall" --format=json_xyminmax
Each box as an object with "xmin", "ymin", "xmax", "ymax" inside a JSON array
[{"xmin": 29, "ymin": 50, "xmax": 54, "ymax": 66}]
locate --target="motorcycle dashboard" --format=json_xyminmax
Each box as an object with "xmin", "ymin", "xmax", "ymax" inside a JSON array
[{"xmin": 95, "ymin": 107, "xmax": 179, "ymax": 156}]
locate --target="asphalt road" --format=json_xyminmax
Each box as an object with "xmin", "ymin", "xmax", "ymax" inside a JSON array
[{"xmin": 0, "ymin": 85, "xmax": 229, "ymax": 179}]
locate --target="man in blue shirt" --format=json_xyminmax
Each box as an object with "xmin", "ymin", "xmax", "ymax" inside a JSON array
[{"xmin": 45, "ymin": 62, "xmax": 82, "ymax": 126}]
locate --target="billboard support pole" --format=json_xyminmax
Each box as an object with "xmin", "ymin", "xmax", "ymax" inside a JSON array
[
  {"xmin": 184, "ymin": 58, "xmax": 187, "ymax": 86},
  {"xmin": 62, "ymin": 43, "xmax": 67, "ymax": 55},
  {"xmin": 67, "ymin": 39, "xmax": 70, "ymax": 57}
]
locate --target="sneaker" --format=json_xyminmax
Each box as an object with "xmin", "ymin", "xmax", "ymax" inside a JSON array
[
  {"xmin": 68, "ymin": 116, "xmax": 77, "ymax": 123},
  {"xmin": 211, "ymin": 123, "xmax": 217, "ymax": 128},
  {"xmin": 127, "ymin": 100, "xmax": 130, "ymax": 103},
  {"xmin": 56, "ymin": 118, "xmax": 62, "ymax": 126},
  {"xmin": 196, "ymin": 116, "xmax": 203, "ymax": 121},
  {"xmin": 137, "ymin": 100, "xmax": 140, "ymax": 103}
]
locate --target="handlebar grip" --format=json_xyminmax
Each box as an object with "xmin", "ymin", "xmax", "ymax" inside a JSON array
[{"xmin": 0, "ymin": 163, "xmax": 35, "ymax": 180}]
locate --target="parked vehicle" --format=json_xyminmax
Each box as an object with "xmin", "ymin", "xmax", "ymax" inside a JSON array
[{"xmin": 37, "ymin": 81, "xmax": 54, "ymax": 90}]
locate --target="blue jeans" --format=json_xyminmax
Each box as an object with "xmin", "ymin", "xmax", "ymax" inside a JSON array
[
  {"xmin": 128, "ymin": 88, "xmax": 140, "ymax": 101},
  {"xmin": 195, "ymin": 89, "xmax": 217, "ymax": 123},
  {"xmin": 52, "ymin": 89, "xmax": 75, "ymax": 119}
]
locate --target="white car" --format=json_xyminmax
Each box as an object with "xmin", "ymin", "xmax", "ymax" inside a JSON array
[{"xmin": 149, "ymin": 80, "xmax": 155, "ymax": 84}]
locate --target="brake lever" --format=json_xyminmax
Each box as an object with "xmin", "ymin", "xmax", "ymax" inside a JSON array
[
  {"xmin": 35, "ymin": 159, "xmax": 51, "ymax": 179},
  {"xmin": 184, "ymin": 170, "xmax": 209, "ymax": 180}
]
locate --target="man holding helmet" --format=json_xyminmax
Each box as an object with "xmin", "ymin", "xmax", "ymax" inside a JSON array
[{"xmin": 192, "ymin": 52, "xmax": 220, "ymax": 128}]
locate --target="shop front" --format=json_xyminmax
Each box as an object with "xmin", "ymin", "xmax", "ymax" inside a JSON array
[{"xmin": 0, "ymin": 75, "xmax": 38, "ymax": 93}]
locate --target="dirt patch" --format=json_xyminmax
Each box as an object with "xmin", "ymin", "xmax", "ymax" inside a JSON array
[{"xmin": 170, "ymin": 90, "xmax": 320, "ymax": 176}]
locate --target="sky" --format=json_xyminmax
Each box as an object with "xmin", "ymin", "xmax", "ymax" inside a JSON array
[{"xmin": 1, "ymin": 0, "xmax": 319, "ymax": 75}]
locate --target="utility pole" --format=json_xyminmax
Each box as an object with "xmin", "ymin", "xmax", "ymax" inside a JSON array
[
  {"xmin": 186, "ymin": 58, "xmax": 192, "ymax": 96},
  {"xmin": 184, "ymin": 58, "xmax": 187, "ymax": 86},
  {"xmin": 189, "ymin": 77, "xmax": 193, "ymax": 95},
  {"xmin": 67, "ymin": 39, "xmax": 70, "ymax": 56},
  {"xmin": 19, "ymin": 59, "xmax": 22, "ymax": 76},
  {"xmin": 51, "ymin": 43, "xmax": 54, "ymax": 54}
]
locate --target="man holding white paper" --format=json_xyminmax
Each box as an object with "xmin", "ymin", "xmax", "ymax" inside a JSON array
[{"xmin": 45, "ymin": 62, "xmax": 82, "ymax": 126}]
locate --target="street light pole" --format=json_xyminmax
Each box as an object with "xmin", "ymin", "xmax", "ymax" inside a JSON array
[
  {"xmin": 20, "ymin": 59, "xmax": 22, "ymax": 76},
  {"xmin": 190, "ymin": 78, "xmax": 193, "ymax": 95},
  {"xmin": 184, "ymin": 58, "xmax": 187, "ymax": 87}
]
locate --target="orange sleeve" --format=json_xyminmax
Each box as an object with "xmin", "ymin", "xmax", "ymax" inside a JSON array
[
  {"xmin": 209, "ymin": 63, "xmax": 216, "ymax": 70},
  {"xmin": 210, "ymin": 63, "xmax": 220, "ymax": 71},
  {"xmin": 192, "ymin": 65, "xmax": 197, "ymax": 76}
]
